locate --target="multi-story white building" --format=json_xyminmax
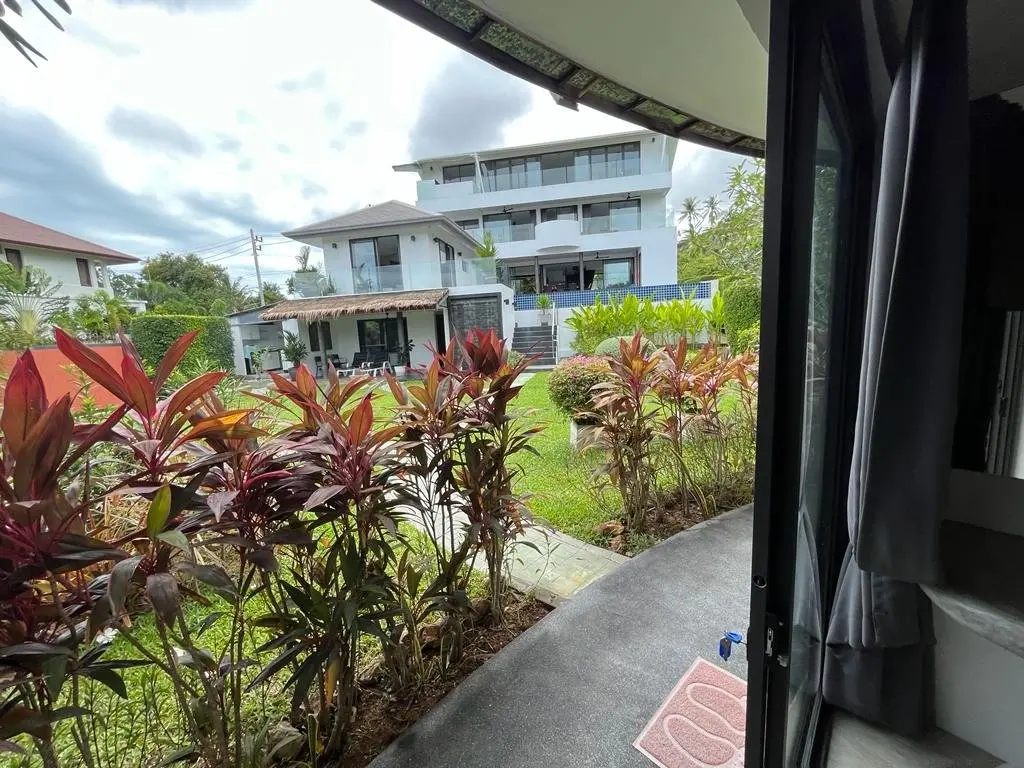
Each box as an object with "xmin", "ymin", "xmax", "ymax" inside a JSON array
[
  {"xmin": 0, "ymin": 211, "xmax": 139, "ymax": 300},
  {"xmin": 232, "ymin": 132, "xmax": 714, "ymax": 375},
  {"xmin": 395, "ymin": 130, "xmax": 713, "ymax": 358}
]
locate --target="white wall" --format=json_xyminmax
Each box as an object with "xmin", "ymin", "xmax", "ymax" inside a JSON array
[
  {"xmin": 315, "ymin": 222, "xmax": 483, "ymax": 296},
  {"xmin": 3, "ymin": 245, "xmax": 116, "ymax": 299}
]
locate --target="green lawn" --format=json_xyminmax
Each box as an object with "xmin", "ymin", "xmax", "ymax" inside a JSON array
[
  {"xmin": 241, "ymin": 373, "xmax": 612, "ymax": 544},
  {"xmin": 511, "ymin": 373, "xmax": 612, "ymax": 543}
]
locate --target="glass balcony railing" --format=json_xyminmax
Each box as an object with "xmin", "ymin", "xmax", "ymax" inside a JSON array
[
  {"xmin": 482, "ymin": 223, "xmax": 536, "ymax": 244},
  {"xmin": 346, "ymin": 260, "xmax": 496, "ymax": 295}
]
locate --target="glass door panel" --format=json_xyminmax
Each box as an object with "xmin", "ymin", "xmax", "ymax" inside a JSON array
[{"xmin": 784, "ymin": 96, "xmax": 844, "ymax": 765}]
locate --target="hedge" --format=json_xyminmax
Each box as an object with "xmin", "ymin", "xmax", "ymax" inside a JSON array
[
  {"xmin": 547, "ymin": 356, "xmax": 613, "ymax": 420},
  {"xmin": 131, "ymin": 315, "xmax": 234, "ymax": 371},
  {"xmin": 722, "ymin": 279, "xmax": 761, "ymax": 350},
  {"xmin": 594, "ymin": 335, "xmax": 655, "ymax": 357}
]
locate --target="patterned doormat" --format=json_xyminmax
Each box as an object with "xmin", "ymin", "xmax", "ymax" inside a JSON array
[{"xmin": 634, "ymin": 658, "xmax": 747, "ymax": 768}]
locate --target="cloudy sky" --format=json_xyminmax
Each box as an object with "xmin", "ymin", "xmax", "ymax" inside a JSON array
[{"xmin": 1, "ymin": 0, "xmax": 741, "ymax": 290}]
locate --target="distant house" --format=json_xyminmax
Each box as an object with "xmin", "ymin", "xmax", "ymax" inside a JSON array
[
  {"xmin": 0, "ymin": 211, "xmax": 140, "ymax": 302},
  {"xmin": 229, "ymin": 200, "xmax": 512, "ymax": 376}
]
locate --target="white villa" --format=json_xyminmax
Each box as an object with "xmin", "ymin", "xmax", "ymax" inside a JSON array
[
  {"xmin": 397, "ymin": 130, "xmax": 715, "ymax": 359},
  {"xmin": 0, "ymin": 211, "xmax": 139, "ymax": 301},
  {"xmin": 229, "ymin": 131, "xmax": 716, "ymax": 375}
]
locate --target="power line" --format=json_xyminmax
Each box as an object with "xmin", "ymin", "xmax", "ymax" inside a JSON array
[
  {"xmin": 188, "ymin": 234, "xmax": 250, "ymax": 255},
  {"xmin": 203, "ymin": 245, "xmax": 254, "ymax": 263}
]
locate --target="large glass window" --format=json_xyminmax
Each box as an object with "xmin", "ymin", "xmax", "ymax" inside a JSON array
[
  {"xmin": 582, "ymin": 199, "xmax": 641, "ymax": 234},
  {"xmin": 583, "ymin": 256, "xmax": 636, "ymax": 290},
  {"xmin": 464, "ymin": 142, "xmax": 641, "ymax": 191},
  {"xmin": 483, "ymin": 210, "xmax": 536, "ymax": 243},
  {"xmin": 456, "ymin": 219, "xmax": 481, "ymax": 238},
  {"xmin": 442, "ymin": 163, "xmax": 475, "ymax": 184},
  {"xmin": 508, "ymin": 264, "xmax": 537, "ymax": 295},
  {"xmin": 349, "ymin": 235, "xmax": 402, "ymax": 293},
  {"xmin": 5, "ymin": 248, "xmax": 22, "ymax": 273},
  {"xmin": 541, "ymin": 262, "xmax": 581, "ymax": 292},
  {"xmin": 541, "ymin": 206, "xmax": 578, "ymax": 222}
]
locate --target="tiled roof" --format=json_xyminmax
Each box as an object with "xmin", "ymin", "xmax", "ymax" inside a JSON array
[
  {"xmin": 282, "ymin": 200, "xmax": 445, "ymax": 238},
  {"xmin": 0, "ymin": 211, "xmax": 137, "ymax": 263}
]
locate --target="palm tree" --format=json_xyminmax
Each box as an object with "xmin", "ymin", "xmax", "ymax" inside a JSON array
[
  {"xmin": 1, "ymin": 1, "xmax": 72, "ymax": 66},
  {"xmin": 0, "ymin": 288, "xmax": 67, "ymax": 348},
  {"xmin": 703, "ymin": 195, "xmax": 722, "ymax": 225}
]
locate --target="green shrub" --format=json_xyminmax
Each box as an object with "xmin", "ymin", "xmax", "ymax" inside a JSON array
[
  {"xmin": 547, "ymin": 356, "xmax": 612, "ymax": 420},
  {"xmin": 722, "ymin": 279, "xmax": 760, "ymax": 346},
  {"xmin": 131, "ymin": 314, "xmax": 234, "ymax": 371},
  {"xmin": 735, "ymin": 323, "xmax": 761, "ymax": 351},
  {"xmin": 566, "ymin": 294, "xmax": 709, "ymax": 354},
  {"xmin": 594, "ymin": 335, "xmax": 655, "ymax": 357}
]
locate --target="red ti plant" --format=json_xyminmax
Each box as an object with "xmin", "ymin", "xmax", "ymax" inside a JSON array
[
  {"xmin": 0, "ymin": 350, "xmax": 140, "ymax": 766},
  {"xmin": 583, "ymin": 331, "xmax": 662, "ymax": 533}
]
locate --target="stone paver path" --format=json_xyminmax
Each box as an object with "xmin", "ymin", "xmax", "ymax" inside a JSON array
[{"xmin": 508, "ymin": 524, "xmax": 628, "ymax": 605}]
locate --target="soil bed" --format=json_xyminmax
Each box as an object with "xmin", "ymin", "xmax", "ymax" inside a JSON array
[{"xmin": 339, "ymin": 598, "xmax": 551, "ymax": 767}]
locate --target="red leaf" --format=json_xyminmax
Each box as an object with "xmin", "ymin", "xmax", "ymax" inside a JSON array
[
  {"xmin": 347, "ymin": 396, "xmax": 373, "ymax": 444},
  {"xmin": 153, "ymin": 331, "xmax": 200, "ymax": 392},
  {"xmin": 121, "ymin": 355, "xmax": 156, "ymax": 420},
  {"xmin": 304, "ymin": 484, "xmax": 346, "ymax": 510},
  {"xmin": 54, "ymin": 328, "xmax": 131, "ymax": 402},
  {"xmin": 2, "ymin": 350, "xmax": 47, "ymax": 456},
  {"xmin": 158, "ymin": 371, "xmax": 228, "ymax": 441}
]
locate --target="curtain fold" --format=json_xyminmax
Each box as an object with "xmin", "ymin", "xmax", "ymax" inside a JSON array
[{"xmin": 823, "ymin": 0, "xmax": 968, "ymax": 737}]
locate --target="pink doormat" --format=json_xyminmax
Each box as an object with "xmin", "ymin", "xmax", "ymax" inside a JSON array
[{"xmin": 634, "ymin": 658, "xmax": 747, "ymax": 768}]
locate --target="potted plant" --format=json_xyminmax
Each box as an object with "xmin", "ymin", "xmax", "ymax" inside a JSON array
[
  {"xmin": 282, "ymin": 330, "xmax": 307, "ymax": 380},
  {"xmin": 288, "ymin": 245, "xmax": 325, "ymax": 298},
  {"xmin": 536, "ymin": 293, "xmax": 553, "ymax": 326},
  {"xmin": 394, "ymin": 339, "xmax": 415, "ymax": 378}
]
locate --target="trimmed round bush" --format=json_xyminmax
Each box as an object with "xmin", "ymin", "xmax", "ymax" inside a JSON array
[
  {"xmin": 547, "ymin": 356, "xmax": 612, "ymax": 420},
  {"xmin": 594, "ymin": 335, "xmax": 655, "ymax": 358},
  {"xmin": 131, "ymin": 315, "xmax": 234, "ymax": 371}
]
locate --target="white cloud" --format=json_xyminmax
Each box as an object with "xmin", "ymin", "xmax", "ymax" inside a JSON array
[{"xmin": 1, "ymin": 0, "xmax": 747, "ymax": 289}]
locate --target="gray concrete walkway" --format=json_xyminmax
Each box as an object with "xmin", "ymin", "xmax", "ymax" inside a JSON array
[
  {"xmin": 509, "ymin": 525, "xmax": 629, "ymax": 605},
  {"xmin": 371, "ymin": 505, "xmax": 753, "ymax": 768}
]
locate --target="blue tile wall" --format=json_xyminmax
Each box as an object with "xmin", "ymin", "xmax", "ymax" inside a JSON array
[{"xmin": 513, "ymin": 281, "xmax": 712, "ymax": 311}]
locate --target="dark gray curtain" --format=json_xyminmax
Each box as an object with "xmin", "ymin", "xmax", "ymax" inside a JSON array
[{"xmin": 822, "ymin": 0, "xmax": 968, "ymax": 737}]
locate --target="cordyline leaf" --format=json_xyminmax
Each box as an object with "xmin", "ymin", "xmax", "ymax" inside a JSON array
[
  {"xmin": 107, "ymin": 554, "xmax": 143, "ymax": 616},
  {"xmin": 175, "ymin": 410, "xmax": 261, "ymax": 447},
  {"xmin": 157, "ymin": 529, "xmax": 190, "ymax": 554},
  {"xmin": 55, "ymin": 328, "xmax": 131, "ymax": 402},
  {"xmin": 147, "ymin": 485, "xmax": 172, "ymax": 539},
  {"xmin": 153, "ymin": 330, "xmax": 199, "ymax": 392},
  {"xmin": 1, "ymin": 349, "xmax": 47, "ymax": 457},
  {"xmin": 0, "ymin": 643, "xmax": 75, "ymax": 662},
  {"xmin": 158, "ymin": 371, "xmax": 229, "ymax": 441},
  {"xmin": 304, "ymin": 484, "xmax": 346, "ymax": 510},
  {"xmin": 146, "ymin": 572, "xmax": 181, "ymax": 626},
  {"xmin": 155, "ymin": 746, "xmax": 199, "ymax": 767},
  {"xmin": 206, "ymin": 490, "xmax": 237, "ymax": 522},
  {"xmin": 176, "ymin": 563, "xmax": 238, "ymax": 604},
  {"xmin": 82, "ymin": 668, "xmax": 127, "ymax": 699},
  {"xmin": 121, "ymin": 354, "xmax": 156, "ymax": 419},
  {"xmin": 347, "ymin": 396, "xmax": 374, "ymax": 444}
]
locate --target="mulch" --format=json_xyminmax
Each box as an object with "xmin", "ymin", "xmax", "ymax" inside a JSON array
[{"xmin": 340, "ymin": 598, "xmax": 551, "ymax": 767}]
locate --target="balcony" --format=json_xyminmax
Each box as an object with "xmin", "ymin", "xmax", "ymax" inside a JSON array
[
  {"xmin": 337, "ymin": 259, "xmax": 496, "ymax": 296},
  {"xmin": 534, "ymin": 219, "xmax": 581, "ymax": 251}
]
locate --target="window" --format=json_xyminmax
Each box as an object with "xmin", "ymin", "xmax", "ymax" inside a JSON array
[
  {"xmin": 76, "ymin": 258, "xmax": 92, "ymax": 286},
  {"xmin": 541, "ymin": 151, "xmax": 573, "ymax": 185},
  {"xmin": 319, "ymin": 321, "xmax": 332, "ymax": 351},
  {"xmin": 439, "ymin": 239, "xmax": 456, "ymax": 287},
  {"xmin": 623, "ymin": 143, "xmax": 641, "ymax": 176},
  {"xmin": 493, "ymin": 159, "xmax": 511, "ymax": 191},
  {"xmin": 442, "ymin": 163, "xmax": 475, "ymax": 184},
  {"xmin": 349, "ymin": 235, "xmax": 401, "ymax": 293},
  {"xmin": 541, "ymin": 262, "xmax": 581, "ymax": 292},
  {"xmin": 308, "ymin": 322, "xmax": 320, "ymax": 352},
  {"xmin": 456, "ymin": 219, "xmax": 480, "ymax": 234},
  {"xmin": 4, "ymin": 248, "xmax": 22, "ymax": 272},
  {"xmin": 583, "ymin": 256, "xmax": 636, "ymax": 290},
  {"xmin": 483, "ymin": 210, "xmax": 535, "ymax": 243},
  {"xmin": 582, "ymin": 199, "xmax": 641, "ymax": 234},
  {"xmin": 541, "ymin": 206, "xmax": 578, "ymax": 222},
  {"xmin": 357, "ymin": 317, "xmax": 407, "ymax": 359}
]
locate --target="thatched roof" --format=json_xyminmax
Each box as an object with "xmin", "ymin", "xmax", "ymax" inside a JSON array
[{"xmin": 260, "ymin": 289, "xmax": 448, "ymax": 321}]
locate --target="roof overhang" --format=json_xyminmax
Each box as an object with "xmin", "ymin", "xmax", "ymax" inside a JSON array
[
  {"xmin": 374, "ymin": 0, "xmax": 767, "ymax": 155},
  {"xmin": 260, "ymin": 289, "xmax": 449, "ymax": 321},
  {"xmin": 0, "ymin": 238, "xmax": 138, "ymax": 264}
]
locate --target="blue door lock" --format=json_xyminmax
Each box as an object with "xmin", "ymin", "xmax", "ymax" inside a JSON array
[{"xmin": 718, "ymin": 631, "xmax": 744, "ymax": 661}]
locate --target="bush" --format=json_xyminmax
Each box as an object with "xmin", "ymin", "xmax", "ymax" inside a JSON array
[
  {"xmin": 131, "ymin": 314, "xmax": 234, "ymax": 371},
  {"xmin": 566, "ymin": 294, "xmax": 708, "ymax": 354},
  {"xmin": 547, "ymin": 356, "xmax": 612, "ymax": 419},
  {"xmin": 594, "ymin": 335, "xmax": 655, "ymax": 357},
  {"xmin": 722, "ymin": 279, "xmax": 760, "ymax": 347},
  {"xmin": 735, "ymin": 322, "xmax": 761, "ymax": 351}
]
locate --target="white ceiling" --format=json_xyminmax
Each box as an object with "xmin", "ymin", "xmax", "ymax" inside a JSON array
[{"xmin": 473, "ymin": 0, "xmax": 769, "ymax": 140}]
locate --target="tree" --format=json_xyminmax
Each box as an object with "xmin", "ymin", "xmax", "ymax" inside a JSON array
[
  {"xmin": 52, "ymin": 292, "xmax": 133, "ymax": 342},
  {"xmin": 677, "ymin": 160, "xmax": 765, "ymax": 285},
  {"xmin": 262, "ymin": 282, "xmax": 286, "ymax": 304},
  {"xmin": 109, "ymin": 272, "xmax": 142, "ymax": 300},
  {"xmin": 133, "ymin": 252, "xmax": 258, "ymax": 315},
  {"xmin": 2, "ymin": 1, "xmax": 70, "ymax": 66}
]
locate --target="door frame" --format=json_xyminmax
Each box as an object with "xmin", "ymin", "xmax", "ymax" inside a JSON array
[{"xmin": 745, "ymin": 0, "xmax": 877, "ymax": 765}]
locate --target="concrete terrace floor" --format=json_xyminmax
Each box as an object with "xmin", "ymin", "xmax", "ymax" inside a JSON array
[{"xmin": 371, "ymin": 504, "xmax": 753, "ymax": 768}]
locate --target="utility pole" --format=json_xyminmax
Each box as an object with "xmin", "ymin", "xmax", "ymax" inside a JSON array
[{"xmin": 249, "ymin": 228, "xmax": 265, "ymax": 305}]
